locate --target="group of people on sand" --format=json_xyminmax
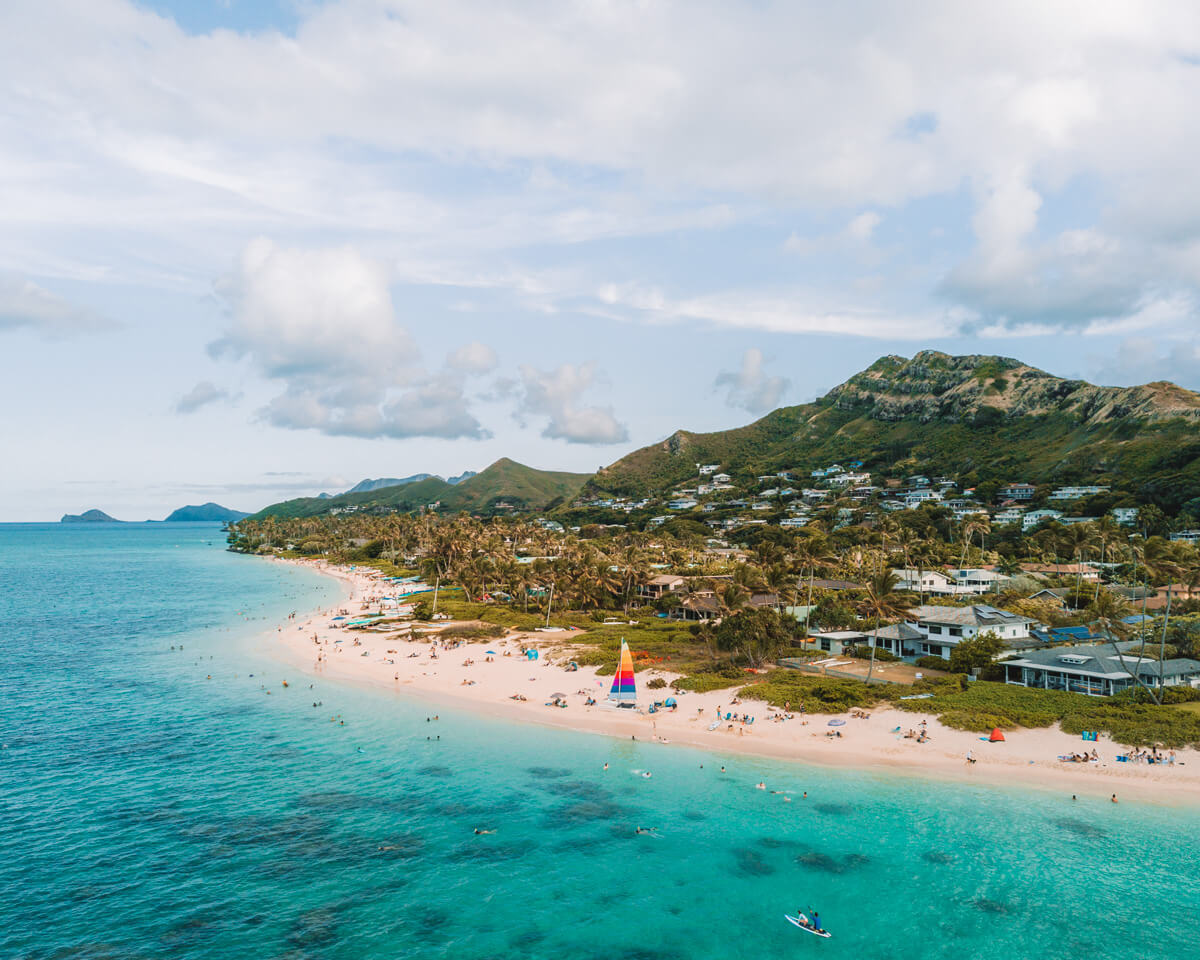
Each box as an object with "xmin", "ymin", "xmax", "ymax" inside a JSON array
[
  {"xmin": 1061, "ymin": 749, "xmax": 1100, "ymax": 763},
  {"xmin": 1122, "ymin": 747, "xmax": 1176, "ymax": 765}
]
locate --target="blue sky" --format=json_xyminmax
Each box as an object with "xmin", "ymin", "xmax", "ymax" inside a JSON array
[{"xmin": 4, "ymin": 1, "xmax": 1200, "ymax": 520}]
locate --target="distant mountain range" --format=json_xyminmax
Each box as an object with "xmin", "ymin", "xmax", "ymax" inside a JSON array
[
  {"xmin": 60, "ymin": 503, "xmax": 249, "ymax": 523},
  {"xmin": 240, "ymin": 351, "xmax": 1200, "ymax": 522},
  {"xmin": 585, "ymin": 351, "xmax": 1200, "ymax": 513},
  {"xmin": 249, "ymin": 459, "xmax": 586, "ymax": 520}
]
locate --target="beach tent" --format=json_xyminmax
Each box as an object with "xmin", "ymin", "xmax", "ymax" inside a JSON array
[
  {"xmin": 988, "ymin": 728, "xmax": 1005, "ymax": 742},
  {"xmin": 526, "ymin": 649, "xmax": 539, "ymax": 660},
  {"xmin": 663, "ymin": 697, "xmax": 677, "ymax": 708}
]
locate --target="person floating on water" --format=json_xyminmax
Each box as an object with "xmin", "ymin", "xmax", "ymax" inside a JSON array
[{"xmin": 474, "ymin": 828, "xmax": 495, "ymax": 835}]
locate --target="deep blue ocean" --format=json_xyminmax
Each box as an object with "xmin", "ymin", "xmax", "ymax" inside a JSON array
[{"xmin": 1, "ymin": 522, "xmax": 1198, "ymax": 959}]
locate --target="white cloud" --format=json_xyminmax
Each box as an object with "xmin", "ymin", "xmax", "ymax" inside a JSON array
[
  {"xmin": 715, "ymin": 348, "xmax": 790, "ymax": 414},
  {"xmin": 3, "ymin": 0, "xmax": 1200, "ymax": 344},
  {"xmin": 1089, "ymin": 338, "xmax": 1200, "ymax": 390},
  {"xmin": 210, "ymin": 238, "xmax": 488, "ymax": 439},
  {"xmin": 593, "ymin": 282, "xmax": 963, "ymax": 339},
  {"xmin": 845, "ymin": 211, "xmax": 882, "ymax": 242},
  {"xmin": 0, "ymin": 273, "xmax": 109, "ymax": 337},
  {"xmin": 446, "ymin": 340, "xmax": 498, "ymax": 374},
  {"xmin": 175, "ymin": 380, "xmax": 235, "ymax": 414},
  {"xmin": 516, "ymin": 363, "xmax": 628, "ymax": 444}
]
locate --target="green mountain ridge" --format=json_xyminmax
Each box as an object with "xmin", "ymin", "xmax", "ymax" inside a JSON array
[
  {"xmin": 61, "ymin": 509, "xmax": 121, "ymax": 523},
  {"xmin": 585, "ymin": 351, "xmax": 1200, "ymax": 514},
  {"xmin": 250, "ymin": 458, "xmax": 590, "ymax": 520},
  {"xmin": 164, "ymin": 503, "xmax": 251, "ymax": 522}
]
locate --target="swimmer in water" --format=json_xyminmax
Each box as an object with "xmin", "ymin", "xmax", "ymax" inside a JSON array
[
  {"xmin": 474, "ymin": 828, "xmax": 495, "ymax": 835},
  {"xmin": 756, "ymin": 782, "xmax": 765, "ymax": 790},
  {"xmin": 603, "ymin": 762, "xmax": 609, "ymax": 771}
]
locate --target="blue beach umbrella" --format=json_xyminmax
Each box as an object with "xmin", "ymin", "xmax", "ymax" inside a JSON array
[{"xmin": 828, "ymin": 719, "xmax": 846, "ymax": 727}]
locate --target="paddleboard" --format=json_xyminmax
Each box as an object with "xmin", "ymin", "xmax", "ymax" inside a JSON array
[{"xmin": 785, "ymin": 915, "xmax": 832, "ymax": 938}]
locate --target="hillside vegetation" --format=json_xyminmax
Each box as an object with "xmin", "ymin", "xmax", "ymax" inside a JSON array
[
  {"xmin": 252, "ymin": 458, "xmax": 589, "ymax": 520},
  {"xmin": 586, "ymin": 351, "xmax": 1200, "ymax": 513}
]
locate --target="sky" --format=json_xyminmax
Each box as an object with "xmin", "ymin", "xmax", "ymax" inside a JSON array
[{"xmin": 4, "ymin": 0, "xmax": 1200, "ymax": 521}]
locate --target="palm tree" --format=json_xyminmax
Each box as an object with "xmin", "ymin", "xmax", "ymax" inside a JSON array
[
  {"xmin": 957, "ymin": 515, "xmax": 991, "ymax": 571},
  {"xmin": 793, "ymin": 536, "xmax": 836, "ymax": 636},
  {"xmin": 854, "ymin": 568, "xmax": 914, "ymax": 684},
  {"xmin": 1088, "ymin": 589, "xmax": 1162, "ymax": 704}
]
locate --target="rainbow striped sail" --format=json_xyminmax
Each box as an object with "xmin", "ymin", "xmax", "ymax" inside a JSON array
[{"xmin": 609, "ymin": 639, "xmax": 636, "ymax": 702}]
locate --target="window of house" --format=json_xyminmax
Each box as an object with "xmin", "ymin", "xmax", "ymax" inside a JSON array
[
  {"xmin": 949, "ymin": 627, "xmax": 962, "ymax": 637},
  {"xmin": 928, "ymin": 625, "xmax": 942, "ymax": 634}
]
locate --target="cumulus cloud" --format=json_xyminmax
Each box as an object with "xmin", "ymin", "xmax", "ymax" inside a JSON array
[
  {"xmin": 446, "ymin": 340, "xmax": 498, "ymax": 374},
  {"xmin": 210, "ymin": 238, "xmax": 488, "ymax": 439},
  {"xmin": 7, "ymin": 1, "xmax": 1200, "ymax": 345},
  {"xmin": 715, "ymin": 348, "xmax": 790, "ymax": 414},
  {"xmin": 0, "ymin": 273, "xmax": 109, "ymax": 337},
  {"xmin": 175, "ymin": 380, "xmax": 235, "ymax": 414},
  {"xmin": 1089, "ymin": 337, "xmax": 1200, "ymax": 390},
  {"xmin": 516, "ymin": 363, "xmax": 628, "ymax": 444}
]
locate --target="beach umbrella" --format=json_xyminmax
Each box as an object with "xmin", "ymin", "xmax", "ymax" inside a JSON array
[
  {"xmin": 988, "ymin": 728, "xmax": 1005, "ymax": 742},
  {"xmin": 550, "ymin": 692, "xmax": 567, "ymax": 699},
  {"xmin": 664, "ymin": 697, "xmax": 677, "ymax": 707},
  {"xmin": 486, "ymin": 650, "xmax": 498, "ymax": 655},
  {"xmin": 828, "ymin": 719, "xmax": 846, "ymax": 727}
]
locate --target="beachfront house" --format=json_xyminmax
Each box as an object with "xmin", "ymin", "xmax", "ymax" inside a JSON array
[
  {"xmin": 1111, "ymin": 507, "xmax": 1139, "ymax": 526},
  {"xmin": 638, "ymin": 574, "xmax": 686, "ymax": 601},
  {"xmin": 866, "ymin": 604, "xmax": 1036, "ymax": 660},
  {"xmin": 1003, "ymin": 642, "xmax": 1200, "ymax": 696},
  {"xmin": 1169, "ymin": 530, "xmax": 1200, "ymax": 544},
  {"xmin": 807, "ymin": 630, "xmax": 866, "ymax": 655}
]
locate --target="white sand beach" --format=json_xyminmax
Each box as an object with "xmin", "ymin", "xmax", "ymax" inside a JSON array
[{"xmin": 259, "ymin": 557, "xmax": 1200, "ymax": 804}]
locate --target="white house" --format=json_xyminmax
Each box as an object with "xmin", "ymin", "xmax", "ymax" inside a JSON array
[
  {"xmin": 896, "ymin": 604, "xmax": 1036, "ymax": 660},
  {"xmin": 1111, "ymin": 507, "xmax": 1139, "ymax": 526},
  {"xmin": 1048, "ymin": 485, "xmax": 1110, "ymax": 500},
  {"xmin": 829, "ymin": 471, "xmax": 871, "ymax": 486},
  {"xmin": 892, "ymin": 568, "xmax": 964, "ymax": 595},
  {"xmin": 667, "ymin": 498, "xmax": 698, "ymax": 510},
  {"xmin": 946, "ymin": 569, "xmax": 1012, "ymax": 593},
  {"xmin": 697, "ymin": 464, "xmax": 720, "ymax": 475},
  {"xmin": 993, "ymin": 507, "xmax": 1025, "ymax": 526},
  {"xmin": 1023, "ymin": 508, "xmax": 1064, "ymax": 531},
  {"xmin": 712, "ymin": 473, "xmax": 733, "ymax": 484},
  {"xmin": 1169, "ymin": 530, "xmax": 1200, "ymax": 544},
  {"xmin": 779, "ymin": 516, "xmax": 810, "ymax": 528}
]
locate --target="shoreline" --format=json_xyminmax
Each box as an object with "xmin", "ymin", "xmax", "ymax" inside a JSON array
[{"xmin": 254, "ymin": 556, "xmax": 1200, "ymax": 805}]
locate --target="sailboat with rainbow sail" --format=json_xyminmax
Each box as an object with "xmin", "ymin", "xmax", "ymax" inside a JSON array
[{"xmin": 608, "ymin": 639, "xmax": 637, "ymax": 707}]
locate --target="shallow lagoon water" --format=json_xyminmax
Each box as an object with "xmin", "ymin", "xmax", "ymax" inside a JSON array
[{"xmin": 2, "ymin": 523, "xmax": 1198, "ymax": 959}]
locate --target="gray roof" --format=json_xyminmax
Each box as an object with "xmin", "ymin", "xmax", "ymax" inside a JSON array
[
  {"xmin": 873, "ymin": 623, "xmax": 925, "ymax": 641},
  {"xmin": 1005, "ymin": 642, "xmax": 1200, "ymax": 680},
  {"xmin": 908, "ymin": 604, "xmax": 1034, "ymax": 628}
]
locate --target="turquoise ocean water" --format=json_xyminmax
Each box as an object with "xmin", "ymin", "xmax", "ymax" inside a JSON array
[{"xmin": 2, "ymin": 522, "xmax": 1198, "ymax": 959}]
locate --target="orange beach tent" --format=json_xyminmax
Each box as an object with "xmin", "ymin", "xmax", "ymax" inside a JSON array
[{"xmin": 988, "ymin": 728, "xmax": 1006, "ymax": 742}]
